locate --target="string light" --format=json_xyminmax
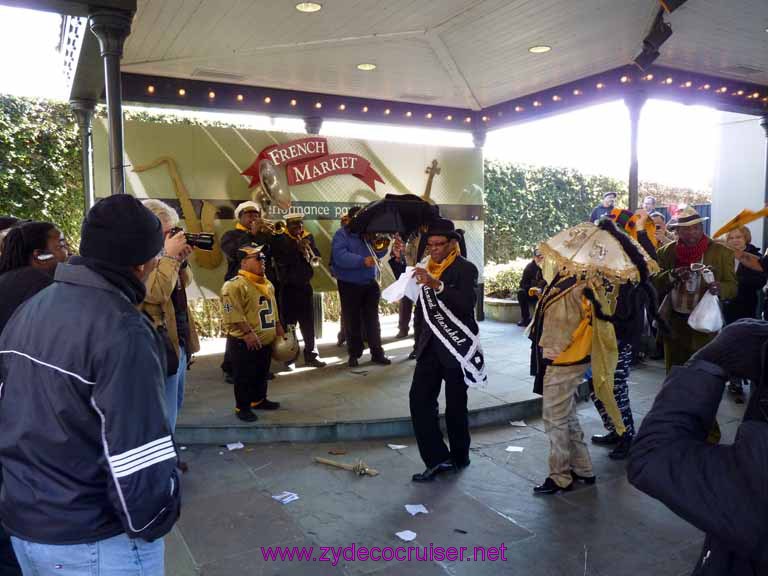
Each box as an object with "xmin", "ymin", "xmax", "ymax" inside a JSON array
[
  {"xmin": 362, "ymin": 106, "xmax": 369, "ymax": 112},
  {"xmin": 178, "ymin": 88, "xmax": 186, "ymax": 96},
  {"xmin": 464, "ymin": 116, "xmax": 472, "ymax": 123},
  {"xmin": 445, "ymin": 114, "xmax": 453, "ymax": 121},
  {"xmin": 664, "ymin": 77, "xmax": 673, "ymax": 85},
  {"xmin": 290, "ymin": 99, "xmax": 297, "ymax": 106},
  {"xmin": 552, "ymin": 95, "xmax": 562, "ymax": 101},
  {"xmin": 596, "ymin": 82, "xmax": 605, "ymax": 89},
  {"xmin": 752, "ymin": 92, "xmax": 760, "ymax": 99},
  {"xmin": 736, "ymin": 90, "xmax": 745, "ymax": 96},
  {"xmin": 620, "ymin": 75, "xmax": 630, "ymax": 84},
  {"xmin": 702, "ymin": 84, "xmax": 711, "ymax": 90},
  {"xmin": 533, "ymin": 100, "xmax": 542, "ymax": 107},
  {"xmin": 683, "ymin": 81, "xmax": 692, "ymax": 88},
  {"xmin": 208, "ymin": 91, "xmax": 216, "ymax": 99},
  {"xmin": 717, "ymin": 86, "xmax": 728, "ymax": 93},
  {"xmin": 147, "ymin": 85, "xmax": 155, "ymax": 94},
  {"xmin": 573, "ymin": 89, "xmax": 582, "ymax": 96},
  {"xmin": 481, "ymin": 116, "xmax": 489, "ymax": 122},
  {"xmin": 384, "ymin": 108, "xmax": 391, "ymax": 115},
  {"xmin": 405, "ymin": 111, "xmax": 412, "ymax": 117},
  {"xmin": 338, "ymin": 103, "xmax": 346, "ymax": 110},
  {"xmin": 642, "ymin": 74, "xmax": 654, "ymax": 81},
  {"xmin": 264, "ymin": 96, "xmax": 271, "ymax": 104},
  {"xmin": 514, "ymin": 105, "xmax": 524, "ymax": 112},
  {"xmin": 425, "ymin": 112, "xmax": 432, "ymax": 119},
  {"xmin": 314, "ymin": 102, "xmax": 322, "ymax": 109}
]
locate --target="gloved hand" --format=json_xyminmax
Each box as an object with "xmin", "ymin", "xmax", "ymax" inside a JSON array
[{"xmin": 687, "ymin": 319, "xmax": 768, "ymax": 382}]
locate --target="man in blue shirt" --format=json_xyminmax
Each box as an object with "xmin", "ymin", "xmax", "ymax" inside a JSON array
[
  {"xmin": 589, "ymin": 191, "xmax": 617, "ymax": 223},
  {"xmin": 331, "ymin": 207, "xmax": 391, "ymax": 367}
]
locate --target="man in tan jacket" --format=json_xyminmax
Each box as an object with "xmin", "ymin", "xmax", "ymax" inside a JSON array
[{"xmin": 141, "ymin": 200, "xmax": 200, "ymax": 433}]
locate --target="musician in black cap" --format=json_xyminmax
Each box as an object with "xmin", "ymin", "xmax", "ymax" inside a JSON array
[
  {"xmin": 270, "ymin": 213, "xmax": 326, "ymax": 368},
  {"xmin": 391, "ymin": 218, "xmax": 486, "ymax": 482}
]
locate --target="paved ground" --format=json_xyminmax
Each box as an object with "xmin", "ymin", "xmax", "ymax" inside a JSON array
[
  {"xmin": 178, "ymin": 317, "xmax": 538, "ymax": 429},
  {"xmin": 166, "ymin": 345, "xmax": 747, "ymax": 576}
]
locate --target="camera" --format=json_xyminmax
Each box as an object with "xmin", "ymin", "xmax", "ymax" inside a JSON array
[{"xmin": 169, "ymin": 227, "xmax": 215, "ymax": 251}]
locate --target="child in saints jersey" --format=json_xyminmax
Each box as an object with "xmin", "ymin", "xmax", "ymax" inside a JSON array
[{"xmin": 221, "ymin": 244, "xmax": 285, "ymax": 422}]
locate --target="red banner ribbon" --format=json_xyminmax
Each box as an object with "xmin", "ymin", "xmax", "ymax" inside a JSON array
[{"xmin": 241, "ymin": 137, "xmax": 384, "ymax": 191}]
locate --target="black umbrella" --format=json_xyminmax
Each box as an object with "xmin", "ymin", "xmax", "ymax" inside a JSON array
[{"xmin": 349, "ymin": 194, "xmax": 440, "ymax": 238}]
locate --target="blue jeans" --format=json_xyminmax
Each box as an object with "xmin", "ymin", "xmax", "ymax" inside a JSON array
[
  {"xmin": 11, "ymin": 533, "xmax": 164, "ymax": 576},
  {"xmin": 164, "ymin": 346, "xmax": 186, "ymax": 431}
]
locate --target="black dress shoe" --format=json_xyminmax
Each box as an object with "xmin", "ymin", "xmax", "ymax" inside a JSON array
[
  {"xmin": 224, "ymin": 373, "xmax": 235, "ymax": 385},
  {"xmin": 396, "ymin": 330, "xmax": 409, "ymax": 338},
  {"xmin": 609, "ymin": 434, "xmax": 633, "ymax": 460},
  {"xmin": 305, "ymin": 358, "xmax": 327, "ymax": 368},
  {"xmin": 371, "ymin": 355, "xmax": 391, "ymax": 365},
  {"xmin": 235, "ymin": 408, "xmax": 258, "ymax": 422},
  {"xmin": 348, "ymin": 357, "xmax": 359, "ymax": 368},
  {"xmin": 408, "ymin": 350, "xmax": 417, "ymax": 360},
  {"xmin": 516, "ymin": 319, "xmax": 530, "ymax": 327},
  {"xmin": 533, "ymin": 477, "xmax": 573, "ymax": 495},
  {"xmin": 570, "ymin": 470, "xmax": 596, "ymax": 485},
  {"xmin": 252, "ymin": 399, "xmax": 281, "ymax": 410},
  {"xmin": 452, "ymin": 458, "xmax": 471, "ymax": 470},
  {"xmin": 591, "ymin": 431, "xmax": 621, "ymax": 445},
  {"xmin": 412, "ymin": 461, "xmax": 454, "ymax": 483}
]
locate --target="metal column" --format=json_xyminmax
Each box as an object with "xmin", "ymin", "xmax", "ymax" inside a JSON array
[{"xmin": 70, "ymin": 98, "xmax": 96, "ymax": 211}]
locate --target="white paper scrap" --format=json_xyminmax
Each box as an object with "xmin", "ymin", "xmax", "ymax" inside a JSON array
[
  {"xmin": 387, "ymin": 444, "xmax": 408, "ymax": 450},
  {"xmin": 272, "ymin": 491, "xmax": 300, "ymax": 504},
  {"xmin": 396, "ymin": 530, "xmax": 417, "ymax": 542},
  {"xmin": 405, "ymin": 504, "xmax": 429, "ymax": 516},
  {"xmin": 505, "ymin": 446, "xmax": 525, "ymax": 453},
  {"xmin": 509, "ymin": 420, "xmax": 527, "ymax": 428},
  {"xmin": 226, "ymin": 442, "xmax": 245, "ymax": 451},
  {"xmin": 382, "ymin": 267, "xmax": 416, "ymax": 303}
]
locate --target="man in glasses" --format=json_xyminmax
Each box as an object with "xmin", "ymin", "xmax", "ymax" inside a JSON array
[
  {"xmin": 221, "ymin": 244, "xmax": 285, "ymax": 422},
  {"xmin": 391, "ymin": 218, "xmax": 485, "ymax": 482}
]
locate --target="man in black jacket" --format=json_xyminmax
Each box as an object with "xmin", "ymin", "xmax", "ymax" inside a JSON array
[
  {"xmin": 271, "ymin": 213, "xmax": 326, "ymax": 368},
  {"xmin": 391, "ymin": 218, "xmax": 485, "ymax": 482},
  {"xmin": 516, "ymin": 249, "xmax": 546, "ymax": 326},
  {"xmin": 628, "ymin": 319, "xmax": 768, "ymax": 576},
  {"xmin": 0, "ymin": 195, "xmax": 180, "ymax": 572}
]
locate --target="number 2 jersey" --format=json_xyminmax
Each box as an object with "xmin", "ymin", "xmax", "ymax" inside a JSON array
[{"xmin": 220, "ymin": 271, "xmax": 280, "ymax": 345}]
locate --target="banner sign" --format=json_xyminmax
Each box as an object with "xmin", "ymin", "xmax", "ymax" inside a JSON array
[{"xmin": 242, "ymin": 137, "xmax": 384, "ymax": 191}]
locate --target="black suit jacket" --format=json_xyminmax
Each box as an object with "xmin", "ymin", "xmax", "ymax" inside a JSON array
[{"xmin": 390, "ymin": 256, "xmax": 479, "ymax": 360}]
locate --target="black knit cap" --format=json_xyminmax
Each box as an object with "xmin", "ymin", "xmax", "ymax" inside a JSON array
[{"xmin": 80, "ymin": 195, "xmax": 164, "ymax": 266}]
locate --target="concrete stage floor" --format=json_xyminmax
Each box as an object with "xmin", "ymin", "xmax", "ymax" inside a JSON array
[
  {"xmin": 166, "ymin": 358, "xmax": 748, "ymax": 576},
  {"xmin": 176, "ymin": 316, "xmax": 541, "ymax": 444}
]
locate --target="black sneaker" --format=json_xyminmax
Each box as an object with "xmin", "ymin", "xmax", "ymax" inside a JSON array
[
  {"xmin": 408, "ymin": 350, "xmax": 417, "ymax": 360},
  {"xmin": 252, "ymin": 399, "xmax": 281, "ymax": 410},
  {"xmin": 591, "ymin": 431, "xmax": 621, "ymax": 445},
  {"xmin": 235, "ymin": 408, "xmax": 258, "ymax": 422},
  {"xmin": 305, "ymin": 358, "xmax": 327, "ymax": 368},
  {"xmin": 609, "ymin": 434, "xmax": 633, "ymax": 460},
  {"xmin": 371, "ymin": 355, "xmax": 391, "ymax": 365}
]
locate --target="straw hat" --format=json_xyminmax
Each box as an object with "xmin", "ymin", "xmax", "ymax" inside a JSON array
[{"xmin": 668, "ymin": 206, "xmax": 709, "ymax": 229}]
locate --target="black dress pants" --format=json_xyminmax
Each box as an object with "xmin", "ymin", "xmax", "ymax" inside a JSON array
[
  {"xmin": 398, "ymin": 297, "xmax": 413, "ymax": 334},
  {"xmin": 280, "ymin": 284, "xmax": 317, "ymax": 360},
  {"xmin": 337, "ymin": 280, "xmax": 384, "ymax": 359},
  {"xmin": 516, "ymin": 289, "xmax": 538, "ymax": 324},
  {"xmin": 409, "ymin": 340, "xmax": 470, "ymax": 468},
  {"xmin": 229, "ymin": 337, "xmax": 271, "ymax": 409}
]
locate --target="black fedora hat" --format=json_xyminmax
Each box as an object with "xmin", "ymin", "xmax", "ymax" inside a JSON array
[{"xmin": 425, "ymin": 217, "xmax": 460, "ymax": 241}]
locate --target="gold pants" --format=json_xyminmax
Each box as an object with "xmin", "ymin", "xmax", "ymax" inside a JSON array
[{"xmin": 543, "ymin": 364, "xmax": 594, "ymax": 488}]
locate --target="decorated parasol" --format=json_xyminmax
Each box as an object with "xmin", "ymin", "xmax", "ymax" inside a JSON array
[
  {"xmin": 538, "ymin": 221, "xmax": 659, "ymax": 284},
  {"xmin": 713, "ymin": 206, "xmax": 768, "ymax": 239}
]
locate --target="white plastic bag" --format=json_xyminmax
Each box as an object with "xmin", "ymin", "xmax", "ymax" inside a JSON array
[{"xmin": 687, "ymin": 292, "xmax": 724, "ymax": 334}]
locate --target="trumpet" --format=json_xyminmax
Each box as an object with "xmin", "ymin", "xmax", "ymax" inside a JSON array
[
  {"xmin": 255, "ymin": 219, "xmax": 286, "ymax": 235},
  {"xmin": 300, "ymin": 237, "xmax": 322, "ymax": 267}
]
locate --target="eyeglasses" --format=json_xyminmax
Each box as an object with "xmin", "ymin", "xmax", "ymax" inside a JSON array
[
  {"xmin": 245, "ymin": 253, "xmax": 266, "ymax": 261},
  {"xmin": 426, "ymin": 240, "xmax": 450, "ymax": 249}
]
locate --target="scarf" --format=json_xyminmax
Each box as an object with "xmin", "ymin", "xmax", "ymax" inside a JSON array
[
  {"xmin": 675, "ymin": 235, "xmax": 709, "ymax": 267},
  {"xmin": 69, "ymin": 255, "xmax": 146, "ymax": 305},
  {"xmin": 238, "ymin": 269, "xmax": 272, "ymax": 297},
  {"xmin": 419, "ymin": 284, "xmax": 487, "ymax": 388},
  {"xmin": 425, "ymin": 246, "xmax": 459, "ymax": 280}
]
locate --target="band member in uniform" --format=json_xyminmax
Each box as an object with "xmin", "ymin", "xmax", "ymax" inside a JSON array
[
  {"xmin": 271, "ymin": 213, "xmax": 326, "ymax": 368},
  {"xmin": 391, "ymin": 218, "xmax": 486, "ymax": 482},
  {"xmin": 221, "ymin": 244, "xmax": 284, "ymax": 422},
  {"xmin": 220, "ymin": 201, "xmax": 279, "ymax": 380}
]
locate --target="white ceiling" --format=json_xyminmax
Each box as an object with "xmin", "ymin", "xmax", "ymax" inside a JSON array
[{"xmin": 120, "ymin": 0, "xmax": 768, "ymax": 110}]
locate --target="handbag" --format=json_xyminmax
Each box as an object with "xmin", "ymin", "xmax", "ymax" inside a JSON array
[{"xmin": 687, "ymin": 292, "xmax": 724, "ymax": 334}]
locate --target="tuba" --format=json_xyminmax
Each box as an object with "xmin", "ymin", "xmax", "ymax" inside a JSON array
[{"xmin": 257, "ymin": 158, "xmax": 291, "ymax": 210}]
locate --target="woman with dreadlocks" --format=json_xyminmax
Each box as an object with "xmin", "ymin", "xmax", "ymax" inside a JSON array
[{"xmin": 0, "ymin": 221, "xmax": 69, "ymax": 334}]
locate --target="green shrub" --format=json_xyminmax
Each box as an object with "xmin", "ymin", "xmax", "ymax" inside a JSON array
[{"xmin": 484, "ymin": 269, "xmax": 523, "ymax": 299}]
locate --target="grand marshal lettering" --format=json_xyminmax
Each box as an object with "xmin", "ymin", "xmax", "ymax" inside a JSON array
[{"xmin": 423, "ymin": 288, "xmax": 468, "ymax": 346}]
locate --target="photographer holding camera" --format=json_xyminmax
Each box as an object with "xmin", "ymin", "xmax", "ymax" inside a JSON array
[
  {"xmin": 628, "ymin": 319, "xmax": 768, "ymax": 575},
  {"xmin": 141, "ymin": 200, "xmax": 200, "ymax": 437}
]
